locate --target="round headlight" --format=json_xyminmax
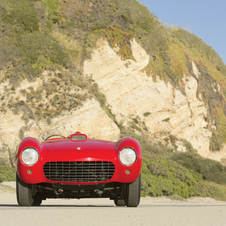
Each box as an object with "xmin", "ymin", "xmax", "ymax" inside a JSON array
[
  {"xmin": 119, "ymin": 147, "xmax": 137, "ymax": 166},
  {"xmin": 21, "ymin": 147, "xmax": 39, "ymax": 166}
]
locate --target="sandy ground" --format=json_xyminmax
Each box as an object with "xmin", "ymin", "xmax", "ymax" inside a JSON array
[{"xmin": 1, "ymin": 182, "xmax": 226, "ymax": 226}]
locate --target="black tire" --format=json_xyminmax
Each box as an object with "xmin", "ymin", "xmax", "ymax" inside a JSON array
[
  {"xmin": 16, "ymin": 174, "xmax": 34, "ymax": 206},
  {"xmin": 124, "ymin": 174, "xmax": 141, "ymax": 207},
  {"xmin": 32, "ymin": 197, "xmax": 42, "ymax": 206},
  {"xmin": 114, "ymin": 199, "xmax": 125, "ymax": 206}
]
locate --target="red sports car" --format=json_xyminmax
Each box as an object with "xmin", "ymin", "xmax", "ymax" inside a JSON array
[{"xmin": 16, "ymin": 132, "xmax": 142, "ymax": 207}]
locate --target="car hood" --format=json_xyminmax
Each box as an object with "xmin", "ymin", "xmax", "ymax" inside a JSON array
[{"xmin": 40, "ymin": 139, "xmax": 117, "ymax": 162}]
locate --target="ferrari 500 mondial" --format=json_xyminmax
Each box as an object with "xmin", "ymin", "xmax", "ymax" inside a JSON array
[{"xmin": 16, "ymin": 132, "xmax": 142, "ymax": 207}]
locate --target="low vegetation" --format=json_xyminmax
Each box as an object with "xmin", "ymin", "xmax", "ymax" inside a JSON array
[{"xmin": 0, "ymin": 166, "xmax": 16, "ymax": 182}]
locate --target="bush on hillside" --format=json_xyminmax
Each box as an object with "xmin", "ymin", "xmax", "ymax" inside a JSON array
[
  {"xmin": 2, "ymin": 0, "xmax": 40, "ymax": 32},
  {"xmin": 172, "ymin": 29, "xmax": 226, "ymax": 76},
  {"xmin": 141, "ymin": 157, "xmax": 201, "ymax": 198},
  {"xmin": 0, "ymin": 0, "xmax": 70, "ymax": 77},
  {"xmin": 171, "ymin": 152, "xmax": 226, "ymax": 184},
  {"xmin": 0, "ymin": 165, "xmax": 16, "ymax": 182},
  {"xmin": 209, "ymin": 129, "xmax": 224, "ymax": 151}
]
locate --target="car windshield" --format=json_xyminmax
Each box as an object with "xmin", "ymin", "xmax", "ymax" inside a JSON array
[{"xmin": 71, "ymin": 135, "xmax": 86, "ymax": 141}]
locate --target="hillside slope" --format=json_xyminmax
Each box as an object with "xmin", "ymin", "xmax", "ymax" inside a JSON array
[{"xmin": 1, "ymin": 0, "xmax": 226, "ymax": 199}]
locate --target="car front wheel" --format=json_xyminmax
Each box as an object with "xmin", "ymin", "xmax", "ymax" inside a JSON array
[
  {"xmin": 32, "ymin": 197, "xmax": 42, "ymax": 206},
  {"xmin": 16, "ymin": 174, "xmax": 41, "ymax": 206},
  {"xmin": 124, "ymin": 174, "xmax": 141, "ymax": 207}
]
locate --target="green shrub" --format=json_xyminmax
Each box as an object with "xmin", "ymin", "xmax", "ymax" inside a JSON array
[
  {"xmin": 0, "ymin": 0, "xmax": 70, "ymax": 77},
  {"xmin": 171, "ymin": 29, "xmax": 226, "ymax": 77},
  {"xmin": 197, "ymin": 181, "xmax": 226, "ymax": 201},
  {"xmin": 130, "ymin": 122, "xmax": 142, "ymax": 133},
  {"xmin": 90, "ymin": 83, "xmax": 106, "ymax": 107},
  {"xmin": 0, "ymin": 165, "xmax": 16, "ymax": 182},
  {"xmin": 141, "ymin": 153, "xmax": 226, "ymax": 200},
  {"xmin": 100, "ymin": 25, "xmax": 135, "ymax": 60},
  {"xmin": 139, "ymin": 132, "xmax": 226, "ymax": 200},
  {"xmin": 142, "ymin": 157, "xmax": 200, "ymax": 198},
  {"xmin": 143, "ymin": 112, "xmax": 151, "ymax": 117},
  {"xmin": 17, "ymin": 31, "xmax": 69, "ymax": 67},
  {"xmin": 210, "ymin": 129, "xmax": 223, "ymax": 151},
  {"xmin": 2, "ymin": 0, "xmax": 40, "ymax": 32},
  {"xmin": 171, "ymin": 152, "xmax": 226, "ymax": 184},
  {"xmin": 217, "ymin": 108, "xmax": 226, "ymax": 143},
  {"xmin": 4, "ymin": 31, "xmax": 70, "ymax": 78}
]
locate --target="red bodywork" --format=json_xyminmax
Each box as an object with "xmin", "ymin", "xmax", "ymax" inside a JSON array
[{"xmin": 17, "ymin": 132, "xmax": 142, "ymax": 185}]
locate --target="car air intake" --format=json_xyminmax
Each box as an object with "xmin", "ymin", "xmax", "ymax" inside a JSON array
[{"xmin": 43, "ymin": 161, "xmax": 115, "ymax": 182}]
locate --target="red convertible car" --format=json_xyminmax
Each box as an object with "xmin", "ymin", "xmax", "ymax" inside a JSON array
[{"xmin": 16, "ymin": 132, "xmax": 142, "ymax": 207}]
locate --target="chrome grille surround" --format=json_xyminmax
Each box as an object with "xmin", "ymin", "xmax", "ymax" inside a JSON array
[{"xmin": 43, "ymin": 161, "xmax": 115, "ymax": 182}]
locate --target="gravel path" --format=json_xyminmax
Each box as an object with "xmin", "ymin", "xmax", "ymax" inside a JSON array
[{"xmin": 1, "ymin": 182, "xmax": 226, "ymax": 226}]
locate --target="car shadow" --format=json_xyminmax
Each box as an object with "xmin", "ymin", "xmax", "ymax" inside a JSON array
[
  {"xmin": 1, "ymin": 203, "xmax": 226, "ymax": 208},
  {"xmin": 0, "ymin": 204, "xmax": 115, "ymax": 208}
]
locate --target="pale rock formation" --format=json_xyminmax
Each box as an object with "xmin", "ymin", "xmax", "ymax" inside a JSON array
[
  {"xmin": 175, "ymin": 140, "xmax": 187, "ymax": 152},
  {"xmin": 84, "ymin": 38, "xmax": 212, "ymax": 157},
  {"xmin": 205, "ymin": 144, "xmax": 226, "ymax": 162},
  {"xmin": 33, "ymin": 98, "xmax": 120, "ymax": 141},
  {"xmin": 0, "ymin": 111, "xmax": 25, "ymax": 165},
  {"xmin": 192, "ymin": 61, "xmax": 200, "ymax": 79}
]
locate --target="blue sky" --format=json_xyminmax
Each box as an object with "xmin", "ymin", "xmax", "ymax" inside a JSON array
[{"xmin": 137, "ymin": 0, "xmax": 226, "ymax": 64}]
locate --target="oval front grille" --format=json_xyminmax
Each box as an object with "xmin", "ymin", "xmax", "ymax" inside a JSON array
[{"xmin": 43, "ymin": 161, "xmax": 115, "ymax": 182}]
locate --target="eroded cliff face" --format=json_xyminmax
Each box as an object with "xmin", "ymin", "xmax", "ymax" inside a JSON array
[
  {"xmin": 0, "ymin": 70, "xmax": 120, "ymax": 166},
  {"xmin": 0, "ymin": 37, "xmax": 225, "ymax": 166},
  {"xmin": 83, "ymin": 38, "xmax": 226, "ymax": 161}
]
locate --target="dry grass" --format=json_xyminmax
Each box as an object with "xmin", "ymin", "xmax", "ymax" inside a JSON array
[{"xmin": 52, "ymin": 31, "xmax": 83, "ymax": 67}]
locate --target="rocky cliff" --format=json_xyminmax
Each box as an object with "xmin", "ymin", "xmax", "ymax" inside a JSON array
[
  {"xmin": 84, "ymin": 38, "xmax": 226, "ymax": 161},
  {"xmin": 1, "ymin": 0, "xmax": 226, "ymax": 167}
]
